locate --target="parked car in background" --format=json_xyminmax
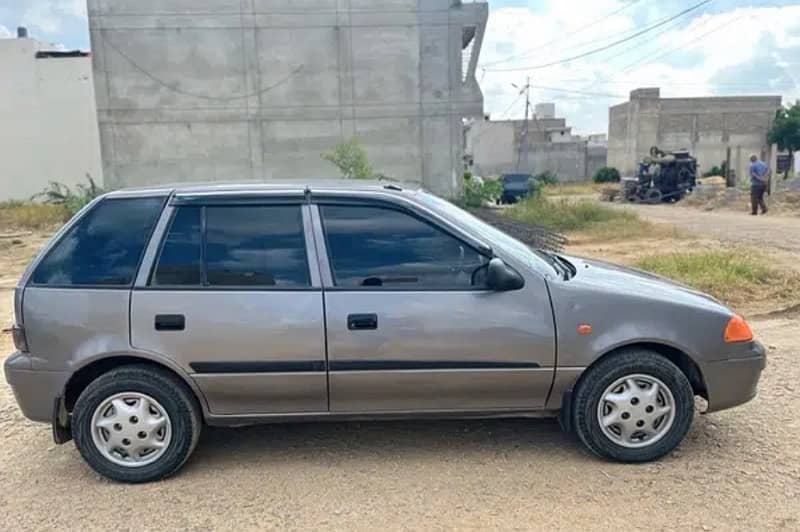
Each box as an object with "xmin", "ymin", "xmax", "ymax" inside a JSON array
[
  {"xmin": 5, "ymin": 182, "xmax": 765, "ymax": 483},
  {"xmin": 499, "ymin": 173, "xmax": 534, "ymax": 204}
]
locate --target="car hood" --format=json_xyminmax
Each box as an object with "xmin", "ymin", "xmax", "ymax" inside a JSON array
[{"xmin": 562, "ymin": 254, "xmax": 731, "ymax": 314}]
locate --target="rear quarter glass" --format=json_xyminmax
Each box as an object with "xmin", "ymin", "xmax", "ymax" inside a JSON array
[{"xmin": 30, "ymin": 197, "xmax": 166, "ymax": 287}]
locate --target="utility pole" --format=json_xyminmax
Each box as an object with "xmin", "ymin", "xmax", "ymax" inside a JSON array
[{"xmin": 515, "ymin": 77, "xmax": 531, "ymax": 172}]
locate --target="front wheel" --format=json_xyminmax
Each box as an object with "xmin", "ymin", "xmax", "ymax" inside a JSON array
[
  {"xmin": 72, "ymin": 365, "xmax": 202, "ymax": 483},
  {"xmin": 571, "ymin": 349, "xmax": 694, "ymax": 462}
]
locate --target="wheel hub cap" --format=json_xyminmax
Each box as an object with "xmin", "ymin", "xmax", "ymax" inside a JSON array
[
  {"xmin": 597, "ymin": 374, "xmax": 676, "ymax": 449},
  {"xmin": 90, "ymin": 392, "xmax": 172, "ymax": 467}
]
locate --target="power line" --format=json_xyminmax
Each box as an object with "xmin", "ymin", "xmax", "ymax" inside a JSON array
[
  {"xmin": 481, "ymin": 0, "xmax": 643, "ymax": 68},
  {"xmin": 483, "ymin": 0, "xmax": 715, "ymax": 72},
  {"xmin": 99, "ymin": 30, "xmax": 305, "ymax": 101},
  {"xmin": 527, "ymin": 84, "xmax": 628, "ymax": 99},
  {"xmin": 616, "ymin": 11, "xmax": 751, "ymax": 75}
]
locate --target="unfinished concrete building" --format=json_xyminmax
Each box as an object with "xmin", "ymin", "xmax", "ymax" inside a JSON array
[
  {"xmin": 465, "ymin": 112, "xmax": 601, "ymax": 181},
  {"xmin": 87, "ymin": 0, "xmax": 487, "ymax": 196},
  {"xmin": 609, "ymin": 88, "xmax": 782, "ymax": 181}
]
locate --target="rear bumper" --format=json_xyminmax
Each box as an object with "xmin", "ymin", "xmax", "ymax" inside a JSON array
[
  {"xmin": 4, "ymin": 352, "xmax": 69, "ymax": 423},
  {"xmin": 702, "ymin": 341, "xmax": 766, "ymax": 413}
]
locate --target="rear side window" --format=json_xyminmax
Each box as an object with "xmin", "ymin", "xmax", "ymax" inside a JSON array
[
  {"xmin": 152, "ymin": 205, "xmax": 310, "ymax": 288},
  {"xmin": 152, "ymin": 206, "xmax": 202, "ymax": 286},
  {"xmin": 320, "ymin": 205, "xmax": 489, "ymax": 289},
  {"xmin": 32, "ymin": 197, "xmax": 164, "ymax": 287},
  {"xmin": 206, "ymin": 206, "xmax": 309, "ymax": 287}
]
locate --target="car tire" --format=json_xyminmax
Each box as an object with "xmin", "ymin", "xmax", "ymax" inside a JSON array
[
  {"xmin": 72, "ymin": 364, "xmax": 202, "ymax": 483},
  {"xmin": 571, "ymin": 349, "xmax": 694, "ymax": 463}
]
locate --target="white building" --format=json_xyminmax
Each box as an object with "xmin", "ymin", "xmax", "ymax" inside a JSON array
[{"xmin": 0, "ymin": 30, "xmax": 102, "ymax": 201}]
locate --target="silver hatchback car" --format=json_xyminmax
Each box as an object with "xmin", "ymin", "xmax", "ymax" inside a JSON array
[{"xmin": 5, "ymin": 182, "xmax": 765, "ymax": 483}]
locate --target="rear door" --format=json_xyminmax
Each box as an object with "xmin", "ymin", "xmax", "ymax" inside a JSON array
[
  {"xmin": 313, "ymin": 200, "xmax": 556, "ymax": 413},
  {"xmin": 131, "ymin": 197, "xmax": 327, "ymax": 416}
]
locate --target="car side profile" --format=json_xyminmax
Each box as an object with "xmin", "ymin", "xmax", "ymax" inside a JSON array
[{"xmin": 5, "ymin": 182, "xmax": 765, "ymax": 483}]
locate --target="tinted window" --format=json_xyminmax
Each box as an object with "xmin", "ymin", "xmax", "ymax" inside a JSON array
[
  {"xmin": 321, "ymin": 205, "xmax": 489, "ymax": 289},
  {"xmin": 152, "ymin": 207, "xmax": 202, "ymax": 286},
  {"xmin": 205, "ymin": 206, "xmax": 309, "ymax": 287},
  {"xmin": 32, "ymin": 197, "xmax": 164, "ymax": 286}
]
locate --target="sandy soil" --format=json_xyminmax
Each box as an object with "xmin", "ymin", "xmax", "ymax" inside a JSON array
[{"xmin": 1, "ymin": 213, "xmax": 799, "ymax": 531}]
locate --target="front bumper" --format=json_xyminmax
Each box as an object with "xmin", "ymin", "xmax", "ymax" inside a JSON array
[
  {"xmin": 4, "ymin": 352, "xmax": 70, "ymax": 423},
  {"xmin": 702, "ymin": 341, "xmax": 766, "ymax": 413}
]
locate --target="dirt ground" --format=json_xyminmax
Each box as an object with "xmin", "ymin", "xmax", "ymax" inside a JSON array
[
  {"xmin": 619, "ymin": 202, "xmax": 800, "ymax": 255},
  {"xmin": 2, "ymin": 210, "xmax": 800, "ymax": 531}
]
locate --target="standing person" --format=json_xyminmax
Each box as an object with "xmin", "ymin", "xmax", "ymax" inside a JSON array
[{"xmin": 749, "ymin": 154, "xmax": 770, "ymax": 215}]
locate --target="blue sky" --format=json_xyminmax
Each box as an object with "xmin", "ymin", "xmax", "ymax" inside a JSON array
[{"xmin": 2, "ymin": 0, "xmax": 799, "ymax": 133}]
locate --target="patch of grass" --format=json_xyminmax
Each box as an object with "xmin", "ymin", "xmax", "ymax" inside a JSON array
[
  {"xmin": 575, "ymin": 218, "xmax": 684, "ymax": 243},
  {"xmin": 0, "ymin": 201, "xmax": 70, "ymax": 231},
  {"xmin": 542, "ymin": 181, "xmax": 600, "ymax": 197},
  {"xmin": 505, "ymin": 196, "xmax": 637, "ymax": 232},
  {"xmin": 634, "ymin": 250, "xmax": 800, "ymax": 307}
]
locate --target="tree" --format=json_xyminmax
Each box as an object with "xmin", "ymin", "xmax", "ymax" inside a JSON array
[
  {"xmin": 322, "ymin": 137, "xmax": 375, "ymax": 179},
  {"xmin": 768, "ymin": 101, "xmax": 800, "ymax": 179}
]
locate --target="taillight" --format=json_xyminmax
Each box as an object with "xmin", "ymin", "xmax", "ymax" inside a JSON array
[
  {"xmin": 724, "ymin": 315, "xmax": 754, "ymax": 344},
  {"xmin": 3, "ymin": 325, "xmax": 29, "ymax": 353}
]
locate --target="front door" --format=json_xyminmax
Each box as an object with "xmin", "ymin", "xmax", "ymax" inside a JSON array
[
  {"xmin": 131, "ymin": 201, "xmax": 327, "ymax": 415},
  {"xmin": 314, "ymin": 202, "xmax": 556, "ymax": 413}
]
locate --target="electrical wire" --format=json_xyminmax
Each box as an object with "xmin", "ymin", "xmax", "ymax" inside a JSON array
[
  {"xmin": 481, "ymin": 0, "xmax": 644, "ymax": 68},
  {"xmin": 99, "ymin": 30, "xmax": 305, "ymax": 102},
  {"xmin": 483, "ymin": 0, "xmax": 715, "ymax": 72}
]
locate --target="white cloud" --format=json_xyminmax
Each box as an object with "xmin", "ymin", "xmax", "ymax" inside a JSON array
[
  {"xmin": 20, "ymin": 0, "xmax": 87, "ymax": 35},
  {"xmin": 0, "ymin": 24, "xmax": 13, "ymax": 39},
  {"xmin": 479, "ymin": 3, "xmax": 800, "ymax": 134}
]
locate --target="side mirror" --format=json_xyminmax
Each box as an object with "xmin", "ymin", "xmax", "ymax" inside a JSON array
[{"xmin": 487, "ymin": 258, "xmax": 525, "ymax": 292}]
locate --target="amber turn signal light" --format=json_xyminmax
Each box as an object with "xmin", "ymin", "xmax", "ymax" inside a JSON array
[{"xmin": 724, "ymin": 315, "xmax": 753, "ymax": 343}]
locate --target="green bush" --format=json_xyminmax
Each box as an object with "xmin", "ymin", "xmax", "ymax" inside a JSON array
[
  {"xmin": 702, "ymin": 162, "xmax": 727, "ymax": 178},
  {"xmin": 322, "ymin": 137, "xmax": 375, "ymax": 179},
  {"xmin": 533, "ymin": 171, "xmax": 559, "ymax": 186},
  {"xmin": 593, "ymin": 167, "xmax": 621, "ymax": 183},
  {"xmin": 461, "ymin": 174, "xmax": 502, "ymax": 208},
  {"xmin": 32, "ymin": 174, "xmax": 104, "ymax": 217}
]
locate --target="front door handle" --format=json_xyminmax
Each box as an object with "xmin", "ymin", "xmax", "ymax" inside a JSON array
[
  {"xmin": 348, "ymin": 313, "xmax": 378, "ymax": 331},
  {"xmin": 155, "ymin": 314, "xmax": 185, "ymax": 331}
]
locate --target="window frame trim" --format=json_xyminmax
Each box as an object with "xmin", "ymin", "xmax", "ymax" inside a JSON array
[
  {"xmin": 26, "ymin": 195, "xmax": 169, "ymax": 290},
  {"xmin": 144, "ymin": 202, "xmax": 317, "ymax": 291},
  {"xmin": 313, "ymin": 200, "xmax": 493, "ymax": 292}
]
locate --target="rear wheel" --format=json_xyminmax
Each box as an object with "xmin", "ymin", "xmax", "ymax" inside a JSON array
[
  {"xmin": 645, "ymin": 188, "xmax": 663, "ymax": 204},
  {"xmin": 571, "ymin": 349, "xmax": 694, "ymax": 462},
  {"xmin": 72, "ymin": 365, "xmax": 201, "ymax": 483}
]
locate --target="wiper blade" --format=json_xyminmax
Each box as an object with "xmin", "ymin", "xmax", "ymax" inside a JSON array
[{"xmin": 540, "ymin": 251, "xmax": 567, "ymax": 279}]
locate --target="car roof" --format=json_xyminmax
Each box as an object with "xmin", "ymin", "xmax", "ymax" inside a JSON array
[{"xmin": 104, "ymin": 179, "xmax": 420, "ymax": 199}]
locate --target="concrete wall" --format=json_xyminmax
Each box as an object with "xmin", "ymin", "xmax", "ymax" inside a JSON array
[
  {"xmin": 88, "ymin": 0, "xmax": 487, "ymax": 197},
  {"xmin": 586, "ymin": 144, "xmax": 608, "ymax": 179},
  {"xmin": 608, "ymin": 88, "xmax": 781, "ymax": 182},
  {"xmin": 466, "ymin": 119, "xmax": 591, "ymax": 182},
  {"xmin": 0, "ymin": 38, "xmax": 102, "ymax": 201}
]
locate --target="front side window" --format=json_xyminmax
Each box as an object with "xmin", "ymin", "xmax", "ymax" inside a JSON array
[
  {"xmin": 151, "ymin": 205, "xmax": 310, "ymax": 288},
  {"xmin": 32, "ymin": 197, "xmax": 164, "ymax": 287},
  {"xmin": 320, "ymin": 205, "xmax": 489, "ymax": 289}
]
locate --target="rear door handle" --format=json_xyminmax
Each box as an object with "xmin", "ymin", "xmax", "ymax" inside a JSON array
[
  {"xmin": 347, "ymin": 313, "xmax": 378, "ymax": 331},
  {"xmin": 155, "ymin": 314, "xmax": 185, "ymax": 331}
]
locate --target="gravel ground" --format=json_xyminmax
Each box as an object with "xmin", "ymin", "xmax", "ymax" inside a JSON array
[{"xmin": 2, "ymin": 216, "xmax": 799, "ymax": 530}]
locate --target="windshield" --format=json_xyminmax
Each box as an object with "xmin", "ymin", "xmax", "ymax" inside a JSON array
[{"xmin": 416, "ymin": 192, "xmax": 553, "ymax": 271}]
